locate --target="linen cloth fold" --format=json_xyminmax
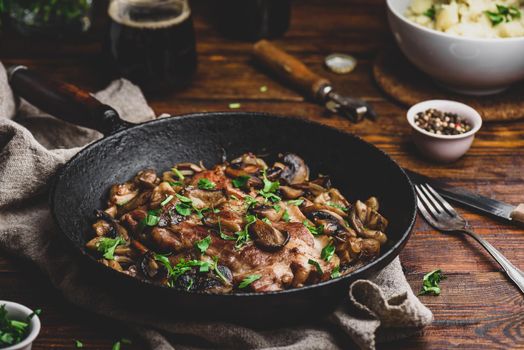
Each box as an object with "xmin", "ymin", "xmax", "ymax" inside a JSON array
[{"xmin": 0, "ymin": 63, "xmax": 432, "ymax": 350}]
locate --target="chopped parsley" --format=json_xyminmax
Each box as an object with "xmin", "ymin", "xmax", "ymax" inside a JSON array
[
  {"xmin": 287, "ymin": 199, "xmax": 304, "ymax": 206},
  {"xmin": 154, "ymin": 254, "xmax": 213, "ymax": 285},
  {"xmin": 327, "ymin": 201, "xmax": 348, "ymax": 212},
  {"xmin": 486, "ymin": 5, "xmax": 521, "ymax": 26},
  {"xmin": 273, "ymin": 204, "xmax": 281, "ymax": 212},
  {"xmin": 234, "ymin": 214, "xmax": 257, "ymax": 249},
  {"xmin": 239, "ymin": 274, "xmax": 262, "ymax": 288},
  {"xmin": 423, "ymin": 5, "xmax": 436, "ymax": 20},
  {"xmin": 198, "ymin": 178, "xmax": 216, "ymax": 190},
  {"xmin": 97, "ymin": 236, "xmax": 126, "ymax": 260},
  {"xmin": 331, "ymin": 266, "xmax": 341, "ymax": 279},
  {"xmin": 175, "ymin": 203, "xmax": 192, "ymax": 216},
  {"xmin": 171, "ymin": 167, "xmax": 185, "ymax": 180},
  {"xmin": 308, "ymin": 259, "xmax": 323, "ymax": 275},
  {"xmin": 282, "ymin": 210, "xmax": 290, "ymax": 222},
  {"xmin": 112, "ymin": 338, "xmax": 131, "ymax": 350},
  {"xmin": 75, "ymin": 340, "xmax": 84, "ymax": 348},
  {"xmin": 261, "ymin": 217, "xmax": 271, "ymax": 224},
  {"xmin": 216, "ymin": 216, "xmax": 236, "ymax": 241},
  {"xmin": 232, "ymin": 175, "xmax": 250, "ymax": 188},
  {"xmin": 195, "ymin": 235, "xmax": 211, "ymax": 254},
  {"xmin": 321, "ymin": 242, "xmax": 335, "ymax": 262},
  {"xmin": 143, "ymin": 209, "xmax": 161, "ymax": 226},
  {"xmin": 257, "ymin": 169, "xmax": 282, "ymax": 203},
  {"xmin": 0, "ymin": 305, "xmax": 41, "ymax": 347},
  {"xmin": 160, "ymin": 195, "xmax": 174, "ymax": 207},
  {"xmin": 244, "ymin": 195, "xmax": 258, "ymax": 208},
  {"xmin": 303, "ymin": 220, "xmax": 323, "ymax": 236},
  {"xmin": 418, "ymin": 269, "xmax": 446, "ymax": 296},
  {"xmin": 169, "ymin": 181, "xmax": 183, "ymax": 187}
]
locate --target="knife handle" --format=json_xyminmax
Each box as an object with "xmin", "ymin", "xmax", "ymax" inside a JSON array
[
  {"xmin": 510, "ymin": 204, "xmax": 524, "ymax": 224},
  {"xmin": 253, "ymin": 40, "xmax": 331, "ymax": 100}
]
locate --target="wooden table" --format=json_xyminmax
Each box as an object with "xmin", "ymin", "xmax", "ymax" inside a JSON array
[{"xmin": 1, "ymin": 0, "xmax": 523, "ymax": 348}]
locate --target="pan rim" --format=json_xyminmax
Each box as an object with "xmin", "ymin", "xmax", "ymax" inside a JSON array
[{"xmin": 49, "ymin": 111, "xmax": 417, "ymax": 298}]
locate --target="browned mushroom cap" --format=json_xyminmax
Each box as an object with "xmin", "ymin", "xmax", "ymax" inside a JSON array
[
  {"xmin": 349, "ymin": 202, "xmax": 387, "ymax": 244},
  {"xmin": 279, "ymin": 153, "xmax": 310, "ymax": 184},
  {"xmin": 248, "ymin": 219, "xmax": 290, "ymax": 251},
  {"xmin": 202, "ymin": 210, "xmax": 243, "ymax": 232},
  {"xmin": 300, "ymin": 205, "xmax": 349, "ymax": 235},
  {"xmin": 134, "ymin": 169, "xmax": 159, "ymax": 189},
  {"xmin": 365, "ymin": 197, "xmax": 379, "ymax": 212},
  {"xmin": 176, "ymin": 162, "xmax": 204, "ymax": 176},
  {"xmin": 229, "ymin": 153, "xmax": 268, "ymax": 174},
  {"xmin": 354, "ymin": 200, "xmax": 388, "ymax": 232},
  {"xmin": 108, "ymin": 182, "xmax": 139, "ymax": 206},
  {"xmin": 138, "ymin": 252, "xmax": 161, "ymax": 279}
]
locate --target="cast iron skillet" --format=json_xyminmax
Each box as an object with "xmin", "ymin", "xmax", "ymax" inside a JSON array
[{"xmin": 8, "ymin": 66, "xmax": 416, "ymax": 323}]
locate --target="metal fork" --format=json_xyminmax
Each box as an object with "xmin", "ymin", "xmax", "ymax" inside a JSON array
[{"xmin": 415, "ymin": 183, "xmax": 524, "ymax": 294}]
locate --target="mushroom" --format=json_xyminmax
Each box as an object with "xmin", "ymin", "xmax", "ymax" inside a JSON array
[
  {"xmin": 279, "ymin": 153, "xmax": 310, "ymax": 184},
  {"xmin": 138, "ymin": 252, "xmax": 161, "ymax": 279},
  {"xmin": 134, "ymin": 169, "xmax": 159, "ymax": 189},
  {"xmin": 313, "ymin": 188, "xmax": 350, "ymax": 217},
  {"xmin": 279, "ymin": 185, "xmax": 304, "ymax": 199},
  {"xmin": 248, "ymin": 219, "xmax": 290, "ymax": 251},
  {"xmin": 173, "ymin": 265, "xmax": 233, "ymax": 294},
  {"xmin": 150, "ymin": 182, "xmax": 176, "ymax": 208},
  {"xmin": 301, "ymin": 205, "xmax": 349, "ymax": 236},
  {"xmin": 93, "ymin": 209, "xmax": 129, "ymax": 240},
  {"xmin": 230, "ymin": 153, "xmax": 267, "ymax": 174},
  {"xmin": 108, "ymin": 182, "xmax": 139, "ymax": 206},
  {"xmin": 349, "ymin": 202, "xmax": 387, "ymax": 244},
  {"xmin": 174, "ymin": 162, "xmax": 204, "ymax": 177},
  {"xmin": 250, "ymin": 204, "xmax": 284, "ymax": 222}
]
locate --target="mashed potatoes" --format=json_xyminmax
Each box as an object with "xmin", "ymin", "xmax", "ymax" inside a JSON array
[{"xmin": 405, "ymin": 0, "xmax": 524, "ymax": 38}]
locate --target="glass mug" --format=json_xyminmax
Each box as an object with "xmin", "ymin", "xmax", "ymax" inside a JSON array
[{"xmin": 106, "ymin": 0, "xmax": 197, "ymax": 93}]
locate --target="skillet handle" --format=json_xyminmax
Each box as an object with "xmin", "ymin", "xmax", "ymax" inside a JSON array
[{"xmin": 7, "ymin": 66, "xmax": 133, "ymax": 135}]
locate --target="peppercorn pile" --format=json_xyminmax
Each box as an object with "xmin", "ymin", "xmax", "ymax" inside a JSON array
[{"xmin": 414, "ymin": 108, "xmax": 472, "ymax": 135}]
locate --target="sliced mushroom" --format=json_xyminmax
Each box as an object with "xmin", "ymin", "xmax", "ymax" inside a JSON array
[
  {"xmin": 92, "ymin": 219, "xmax": 112, "ymax": 237},
  {"xmin": 134, "ymin": 169, "xmax": 159, "ymax": 189},
  {"xmin": 250, "ymin": 204, "xmax": 284, "ymax": 222},
  {"xmin": 150, "ymin": 182, "xmax": 176, "ymax": 208},
  {"xmin": 248, "ymin": 219, "xmax": 290, "ymax": 251},
  {"xmin": 109, "ymin": 182, "xmax": 139, "ymax": 206},
  {"xmin": 176, "ymin": 162, "xmax": 204, "ymax": 174},
  {"xmin": 279, "ymin": 153, "xmax": 310, "ymax": 184},
  {"xmin": 173, "ymin": 265, "xmax": 233, "ymax": 294},
  {"xmin": 279, "ymin": 185, "xmax": 304, "ymax": 199},
  {"xmin": 138, "ymin": 252, "xmax": 161, "ymax": 279},
  {"xmin": 291, "ymin": 181, "xmax": 326, "ymax": 197},
  {"xmin": 310, "ymin": 175, "xmax": 331, "ymax": 189},
  {"xmin": 301, "ymin": 205, "xmax": 349, "ymax": 236},
  {"xmin": 349, "ymin": 204, "xmax": 387, "ymax": 244},
  {"xmin": 230, "ymin": 153, "xmax": 267, "ymax": 174},
  {"xmin": 365, "ymin": 197, "xmax": 379, "ymax": 212}
]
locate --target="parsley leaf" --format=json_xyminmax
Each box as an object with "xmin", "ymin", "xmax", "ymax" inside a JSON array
[
  {"xmin": 273, "ymin": 204, "xmax": 281, "ymax": 212},
  {"xmin": 287, "ymin": 199, "xmax": 304, "ymax": 206},
  {"xmin": 217, "ymin": 216, "xmax": 236, "ymax": 241},
  {"xmin": 234, "ymin": 214, "xmax": 256, "ymax": 249},
  {"xmin": 244, "ymin": 195, "xmax": 258, "ymax": 208},
  {"xmin": 0, "ymin": 304, "xmax": 41, "ymax": 347},
  {"xmin": 424, "ymin": 5, "xmax": 435, "ymax": 20},
  {"xmin": 232, "ymin": 175, "xmax": 250, "ymax": 188},
  {"xmin": 302, "ymin": 221, "xmax": 323, "ymax": 235},
  {"xmin": 327, "ymin": 201, "xmax": 348, "ymax": 212},
  {"xmin": 321, "ymin": 242, "xmax": 335, "ymax": 262},
  {"xmin": 75, "ymin": 340, "xmax": 84, "ymax": 348},
  {"xmin": 418, "ymin": 269, "xmax": 446, "ymax": 296},
  {"xmin": 258, "ymin": 170, "xmax": 281, "ymax": 203},
  {"xmin": 175, "ymin": 203, "xmax": 192, "ymax": 216},
  {"xmin": 143, "ymin": 209, "xmax": 161, "ymax": 226},
  {"xmin": 239, "ymin": 274, "xmax": 262, "ymax": 288},
  {"xmin": 195, "ymin": 235, "xmax": 211, "ymax": 254},
  {"xmin": 282, "ymin": 210, "xmax": 290, "ymax": 222},
  {"xmin": 486, "ymin": 5, "xmax": 521, "ymax": 26},
  {"xmin": 331, "ymin": 266, "xmax": 341, "ymax": 279},
  {"xmin": 198, "ymin": 178, "xmax": 216, "ymax": 190},
  {"xmin": 97, "ymin": 236, "xmax": 126, "ymax": 260},
  {"xmin": 308, "ymin": 259, "xmax": 323, "ymax": 275}
]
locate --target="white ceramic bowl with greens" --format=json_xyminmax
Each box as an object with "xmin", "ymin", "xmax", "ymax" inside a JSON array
[
  {"xmin": 0, "ymin": 301, "xmax": 41, "ymax": 350},
  {"xmin": 387, "ymin": 0, "xmax": 524, "ymax": 95}
]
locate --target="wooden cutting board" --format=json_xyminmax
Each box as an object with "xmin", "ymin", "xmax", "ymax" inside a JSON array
[{"xmin": 373, "ymin": 47, "xmax": 524, "ymax": 122}]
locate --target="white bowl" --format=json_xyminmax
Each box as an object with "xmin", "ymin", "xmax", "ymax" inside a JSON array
[
  {"xmin": 407, "ymin": 100, "xmax": 482, "ymax": 162},
  {"xmin": 0, "ymin": 301, "xmax": 41, "ymax": 350},
  {"xmin": 387, "ymin": 0, "xmax": 524, "ymax": 95}
]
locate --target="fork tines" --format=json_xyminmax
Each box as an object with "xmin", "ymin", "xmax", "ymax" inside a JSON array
[{"xmin": 414, "ymin": 183, "xmax": 458, "ymax": 221}]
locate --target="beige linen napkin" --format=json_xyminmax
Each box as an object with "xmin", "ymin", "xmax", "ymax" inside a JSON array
[{"xmin": 0, "ymin": 63, "xmax": 432, "ymax": 350}]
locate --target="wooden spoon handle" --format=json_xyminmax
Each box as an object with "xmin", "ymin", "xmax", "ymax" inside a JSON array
[{"xmin": 253, "ymin": 40, "xmax": 330, "ymax": 100}]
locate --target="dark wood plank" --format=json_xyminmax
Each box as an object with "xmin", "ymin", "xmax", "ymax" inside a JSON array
[{"xmin": 1, "ymin": 0, "xmax": 523, "ymax": 349}]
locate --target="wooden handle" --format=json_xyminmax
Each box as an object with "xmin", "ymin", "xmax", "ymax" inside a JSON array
[
  {"xmin": 8, "ymin": 66, "xmax": 131, "ymax": 135},
  {"xmin": 253, "ymin": 40, "xmax": 330, "ymax": 100},
  {"xmin": 510, "ymin": 204, "xmax": 524, "ymax": 224}
]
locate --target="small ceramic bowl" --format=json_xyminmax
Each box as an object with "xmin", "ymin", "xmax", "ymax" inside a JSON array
[
  {"xmin": 0, "ymin": 301, "xmax": 41, "ymax": 350},
  {"xmin": 407, "ymin": 100, "xmax": 482, "ymax": 163}
]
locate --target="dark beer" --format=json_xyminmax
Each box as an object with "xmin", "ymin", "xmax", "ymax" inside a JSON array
[
  {"xmin": 217, "ymin": 0, "xmax": 292, "ymax": 41},
  {"xmin": 106, "ymin": 0, "xmax": 197, "ymax": 93}
]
